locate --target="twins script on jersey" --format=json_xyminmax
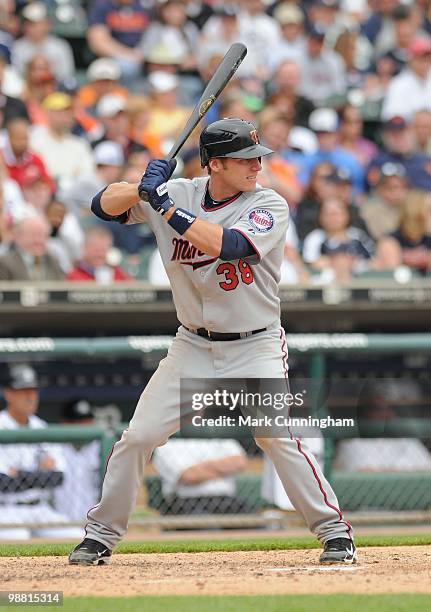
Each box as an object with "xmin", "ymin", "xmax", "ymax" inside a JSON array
[{"xmin": 127, "ymin": 177, "xmax": 290, "ymax": 333}]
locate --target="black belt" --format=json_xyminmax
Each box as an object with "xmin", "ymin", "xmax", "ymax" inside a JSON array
[
  {"xmin": 185, "ymin": 326, "xmax": 267, "ymax": 341},
  {"xmin": 0, "ymin": 499, "xmax": 41, "ymax": 506}
]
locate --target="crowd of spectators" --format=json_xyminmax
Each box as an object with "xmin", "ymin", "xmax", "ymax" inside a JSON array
[{"xmin": 0, "ymin": 0, "xmax": 431, "ymax": 284}]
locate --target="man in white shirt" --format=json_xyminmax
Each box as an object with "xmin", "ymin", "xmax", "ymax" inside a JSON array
[
  {"xmin": 382, "ymin": 37, "xmax": 431, "ymax": 120},
  {"xmin": 299, "ymin": 23, "xmax": 347, "ymax": 106},
  {"xmin": 29, "ymin": 92, "xmax": 96, "ymax": 191},
  {"xmin": 152, "ymin": 438, "xmax": 249, "ymax": 514},
  {"xmin": 53, "ymin": 399, "xmax": 100, "ymax": 522},
  {"xmin": 0, "ymin": 364, "xmax": 82, "ymax": 539},
  {"xmin": 12, "ymin": 2, "xmax": 75, "ymax": 84},
  {"xmin": 269, "ymin": 3, "xmax": 306, "ymax": 71}
]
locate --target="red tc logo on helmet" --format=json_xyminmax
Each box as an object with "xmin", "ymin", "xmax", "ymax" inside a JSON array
[{"xmin": 250, "ymin": 129, "xmax": 259, "ymax": 144}]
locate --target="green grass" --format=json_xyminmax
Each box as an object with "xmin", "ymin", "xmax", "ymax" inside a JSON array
[
  {"xmin": 1, "ymin": 532, "xmax": 430, "ymax": 558},
  {"xmin": 11, "ymin": 594, "xmax": 431, "ymax": 612}
]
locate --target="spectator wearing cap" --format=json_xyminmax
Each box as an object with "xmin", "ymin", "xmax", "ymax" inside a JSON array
[
  {"xmin": 367, "ymin": 116, "xmax": 431, "ymax": 191},
  {"xmin": 145, "ymin": 71, "xmax": 190, "ymax": 147},
  {"xmin": 66, "ymin": 225, "xmax": 131, "ymax": 283},
  {"xmin": 295, "ymin": 162, "xmax": 368, "ymax": 243},
  {"xmin": 300, "ymin": 107, "xmax": 365, "ymax": 194},
  {"xmin": 0, "ymin": 364, "xmax": 80, "ymax": 539},
  {"xmin": 199, "ymin": 5, "xmax": 240, "ymax": 65},
  {"xmin": 60, "ymin": 140, "xmax": 125, "ymax": 217},
  {"xmin": 76, "ymin": 58, "xmax": 128, "ymax": 114},
  {"xmin": 0, "ymin": 47, "xmax": 29, "ymax": 128},
  {"xmin": 21, "ymin": 54, "xmax": 56, "ymax": 125},
  {"xmin": 360, "ymin": 163, "xmax": 409, "ymax": 240},
  {"xmin": 60, "ymin": 138, "xmax": 146, "ymax": 261},
  {"xmin": 199, "ymin": 4, "xmax": 275, "ymax": 81},
  {"xmin": 140, "ymin": 1, "xmax": 200, "ymax": 75},
  {"xmin": 338, "ymin": 103, "xmax": 379, "ymax": 166},
  {"xmin": 382, "ymin": 37, "xmax": 431, "ymax": 120},
  {"xmin": 413, "ymin": 109, "xmax": 431, "ymax": 156},
  {"xmin": 298, "ymin": 22, "xmax": 347, "ymax": 106},
  {"xmin": 269, "ymin": 3, "xmax": 306, "ymax": 71},
  {"xmin": 53, "ymin": 399, "xmax": 100, "ymax": 522},
  {"xmin": 284, "ymin": 125, "xmax": 318, "ymax": 174},
  {"xmin": 29, "ymin": 92, "xmax": 96, "ymax": 190},
  {"xmin": 11, "ymin": 2, "xmax": 75, "ymax": 84},
  {"xmin": 378, "ymin": 5, "xmax": 419, "ymax": 74},
  {"xmin": 20, "ymin": 164, "xmax": 57, "ymax": 215},
  {"xmin": 376, "ymin": 190, "xmax": 431, "ymax": 274},
  {"xmin": 92, "ymin": 93, "xmax": 132, "ymax": 157},
  {"xmin": 0, "ymin": 213, "xmax": 64, "ymax": 280},
  {"xmin": 3, "ymin": 116, "xmax": 55, "ymax": 193},
  {"xmin": 87, "ymin": 0, "xmax": 151, "ymax": 88},
  {"xmin": 236, "ymin": 0, "xmax": 282, "ymax": 80}
]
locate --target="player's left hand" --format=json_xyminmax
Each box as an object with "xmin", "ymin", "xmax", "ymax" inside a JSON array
[{"xmin": 138, "ymin": 159, "xmax": 177, "ymax": 215}]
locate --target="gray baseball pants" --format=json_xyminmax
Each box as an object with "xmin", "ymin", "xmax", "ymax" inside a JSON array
[{"xmin": 85, "ymin": 326, "xmax": 352, "ymax": 549}]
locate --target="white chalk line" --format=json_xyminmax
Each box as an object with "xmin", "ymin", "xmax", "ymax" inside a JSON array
[{"xmin": 266, "ymin": 565, "xmax": 363, "ymax": 573}]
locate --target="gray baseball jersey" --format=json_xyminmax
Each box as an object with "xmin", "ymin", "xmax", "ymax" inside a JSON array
[{"xmin": 127, "ymin": 177, "xmax": 289, "ymax": 332}]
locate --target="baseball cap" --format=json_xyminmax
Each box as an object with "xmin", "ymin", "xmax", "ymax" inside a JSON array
[
  {"xmin": 288, "ymin": 126, "xmax": 318, "ymax": 154},
  {"xmin": 94, "ymin": 141, "xmax": 125, "ymax": 166},
  {"xmin": 273, "ymin": 4, "xmax": 304, "ymax": 25},
  {"xmin": 307, "ymin": 22, "xmax": 327, "ymax": 39},
  {"xmin": 379, "ymin": 162, "xmax": 407, "ymax": 180},
  {"xmin": 21, "ymin": 163, "xmax": 56, "ymax": 191},
  {"xmin": 87, "ymin": 58, "xmax": 121, "ymax": 82},
  {"xmin": 311, "ymin": 0, "xmax": 339, "ymax": 8},
  {"xmin": 22, "ymin": 2, "xmax": 48, "ymax": 22},
  {"xmin": 42, "ymin": 92, "xmax": 73, "ymax": 111},
  {"xmin": 326, "ymin": 167, "xmax": 352, "ymax": 184},
  {"xmin": 383, "ymin": 115, "xmax": 407, "ymax": 131},
  {"xmin": 148, "ymin": 71, "xmax": 179, "ymax": 93},
  {"xmin": 309, "ymin": 108, "xmax": 338, "ymax": 132},
  {"xmin": 408, "ymin": 37, "xmax": 431, "ymax": 58},
  {"xmin": 62, "ymin": 398, "xmax": 95, "ymax": 421},
  {"xmin": 3, "ymin": 364, "xmax": 39, "ymax": 390},
  {"xmin": 214, "ymin": 5, "xmax": 238, "ymax": 17},
  {"xmin": 146, "ymin": 44, "xmax": 183, "ymax": 65},
  {"xmin": 96, "ymin": 94, "xmax": 126, "ymax": 118}
]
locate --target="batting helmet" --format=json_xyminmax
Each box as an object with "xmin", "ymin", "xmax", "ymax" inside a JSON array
[{"xmin": 199, "ymin": 118, "xmax": 273, "ymax": 167}]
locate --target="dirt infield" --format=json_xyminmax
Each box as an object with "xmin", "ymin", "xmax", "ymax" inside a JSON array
[{"xmin": 1, "ymin": 546, "xmax": 430, "ymax": 596}]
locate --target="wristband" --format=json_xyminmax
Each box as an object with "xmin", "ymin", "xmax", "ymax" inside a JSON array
[{"xmin": 167, "ymin": 208, "xmax": 197, "ymax": 235}]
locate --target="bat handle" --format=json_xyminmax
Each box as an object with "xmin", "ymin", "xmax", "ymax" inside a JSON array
[{"xmin": 139, "ymin": 158, "xmax": 177, "ymax": 203}]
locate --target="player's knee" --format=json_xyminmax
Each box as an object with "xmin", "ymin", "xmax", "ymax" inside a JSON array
[
  {"xmin": 254, "ymin": 437, "xmax": 275, "ymax": 452},
  {"xmin": 123, "ymin": 427, "xmax": 165, "ymax": 450},
  {"xmin": 254, "ymin": 437, "xmax": 286, "ymax": 453}
]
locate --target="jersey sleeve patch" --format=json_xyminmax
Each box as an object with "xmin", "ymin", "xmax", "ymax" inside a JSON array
[{"xmin": 248, "ymin": 209, "xmax": 275, "ymax": 233}]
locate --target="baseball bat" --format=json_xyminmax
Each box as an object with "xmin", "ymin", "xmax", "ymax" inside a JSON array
[{"xmin": 140, "ymin": 42, "xmax": 247, "ymax": 201}]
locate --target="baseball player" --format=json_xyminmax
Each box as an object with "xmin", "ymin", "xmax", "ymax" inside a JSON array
[{"xmin": 69, "ymin": 118, "xmax": 356, "ymax": 566}]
